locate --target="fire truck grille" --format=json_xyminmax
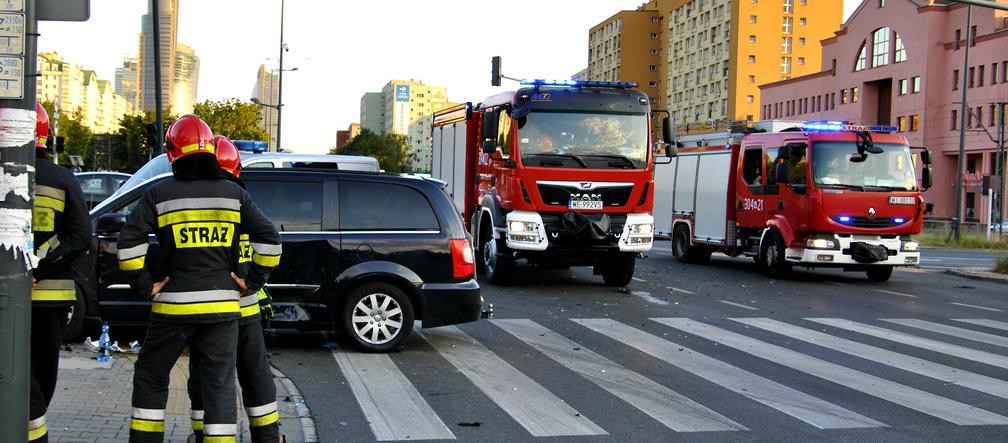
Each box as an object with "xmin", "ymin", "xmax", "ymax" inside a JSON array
[
  {"xmin": 831, "ymin": 216, "xmax": 901, "ymax": 228},
  {"xmin": 537, "ymin": 183, "xmax": 633, "ymax": 207},
  {"xmin": 539, "ymin": 213, "xmax": 627, "ymax": 239}
]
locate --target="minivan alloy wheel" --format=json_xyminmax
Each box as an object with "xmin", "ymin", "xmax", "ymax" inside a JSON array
[{"xmin": 350, "ymin": 292, "xmax": 404, "ymax": 345}]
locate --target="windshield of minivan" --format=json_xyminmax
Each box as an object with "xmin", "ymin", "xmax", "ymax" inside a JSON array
[
  {"xmin": 518, "ymin": 111, "xmax": 648, "ymax": 169},
  {"xmin": 812, "ymin": 141, "xmax": 917, "ymax": 191},
  {"xmin": 110, "ymin": 154, "xmax": 170, "ymax": 200}
]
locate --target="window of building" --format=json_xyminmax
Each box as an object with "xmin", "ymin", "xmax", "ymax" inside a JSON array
[
  {"xmin": 749, "ymin": 35, "xmax": 757, "ymax": 43},
  {"xmin": 799, "ymin": 37, "xmax": 806, "ymax": 45},
  {"xmin": 746, "ymin": 95, "xmax": 754, "ymax": 103},
  {"xmin": 781, "ymin": 57, "xmax": 792, "ymax": 74},
  {"xmin": 798, "ymin": 57, "xmax": 805, "ymax": 65},
  {"xmin": 649, "ymin": 81, "xmax": 657, "ymax": 88},
  {"xmin": 991, "ymin": 104, "xmax": 997, "ymax": 127},
  {"xmin": 910, "ymin": 114, "xmax": 919, "ymax": 131},
  {"xmin": 952, "ymin": 109, "xmax": 958, "ymax": 130},
  {"xmin": 840, "ymin": 89, "xmax": 848, "ymax": 104},
  {"xmin": 967, "ymin": 108, "xmax": 973, "ymax": 128},
  {"xmin": 783, "ymin": 16, "xmax": 793, "ymax": 34},
  {"xmin": 968, "ymin": 66, "xmax": 975, "ymax": 88},
  {"xmin": 971, "ymin": 25, "xmax": 977, "ymax": 46},
  {"xmin": 650, "ymin": 48, "xmax": 659, "ymax": 55},
  {"xmin": 749, "ymin": 55, "xmax": 756, "ymax": 63},
  {"xmin": 799, "ymin": 17, "xmax": 806, "ymax": 26},
  {"xmin": 852, "ymin": 87, "xmax": 859, "ymax": 102},
  {"xmin": 1003, "ymin": 61, "xmax": 1008, "ymax": 82},
  {"xmin": 954, "ymin": 29, "xmax": 961, "ymax": 50},
  {"xmin": 953, "ymin": 69, "xmax": 959, "ymax": 89},
  {"xmin": 784, "ymin": 0, "xmax": 793, "ymax": 13},
  {"xmin": 651, "ymin": 33, "xmax": 659, "ymax": 39},
  {"xmin": 979, "ymin": 65, "xmax": 985, "ymax": 87},
  {"xmin": 855, "ymin": 41, "xmax": 867, "ymax": 71},
  {"xmin": 993, "ymin": 63, "xmax": 999, "ymax": 85},
  {"xmin": 800, "ymin": 0, "xmax": 807, "ymax": 4},
  {"xmin": 894, "ymin": 33, "xmax": 906, "ymax": 63},
  {"xmin": 750, "ymin": 15, "xmax": 757, "ymax": 23},
  {"xmin": 652, "ymin": 16, "xmax": 661, "ymax": 23},
  {"xmin": 872, "ymin": 27, "xmax": 890, "ymax": 67},
  {"xmin": 897, "ymin": 116, "xmax": 906, "ymax": 132},
  {"xmin": 976, "ymin": 106, "xmax": 983, "ymax": 127},
  {"xmin": 781, "ymin": 37, "xmax": 792, "ymax": 54},
  {"xmin": 649, "ymin": 65, "xmax": 657, "ymax": 72},
  {"xmin": 898, "ymin": 79, "xmax": 907, "ymax": 95},
  {"xmin": 912, "ymin": 76, "xmax": 921, "ymax": 93}
]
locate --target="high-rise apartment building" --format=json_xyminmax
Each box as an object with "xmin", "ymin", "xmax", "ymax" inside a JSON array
[
  {"xmin": 587, "ymin": 0, "xmax": 841, "ymax": 127},
  {"xmin": 359, "ymin": 81, "xmax": 451, "ymax": 171},
  {"xmin": 37, "ymin": 52, "xmax": 133, "ymax": 134},
  {"xmin": 138, "ymin": 0, "xmax": 178, "ymax": 112},
  {"xmin": 251, "ymin": 65, "xmax": 279, "ymax": 151},
  {"xmin": 114, "ymin": 57, "xmax": 140, "ymax": 111},
  {"xmin": 172, "ymin": 43, "xmax": 200, "ymax": 115}
]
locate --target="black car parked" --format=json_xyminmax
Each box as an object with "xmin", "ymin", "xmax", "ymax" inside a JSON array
[{"xmin": 86, "ymin": 169, "xmax": 484, "ymax": 352}]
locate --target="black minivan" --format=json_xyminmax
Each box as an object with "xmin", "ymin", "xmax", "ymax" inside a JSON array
[{"xmin": 87, "ymin": 169, "xmax": 484, "ymax": 352}]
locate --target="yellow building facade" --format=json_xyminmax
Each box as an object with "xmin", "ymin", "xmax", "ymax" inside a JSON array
[{"xmin": 37, "ymin": 52, "xmax": 134, "ymax": 135}]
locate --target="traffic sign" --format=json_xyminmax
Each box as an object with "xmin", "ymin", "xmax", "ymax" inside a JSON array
[
  {"xmin": 0, "ymin": 55, "xmax": 22, "ymax": 99},
  {"xmin": 0, "ymin": 0, "xmax": 24, "ymax": 13},
  {"xmin": 0, "ymin": 12, "xmax": 25, "ymax": 55}
]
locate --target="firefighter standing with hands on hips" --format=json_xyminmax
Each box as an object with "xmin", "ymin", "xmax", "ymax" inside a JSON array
[
  {"xmin": 28, "ymin": 102, "xmax": 92, "ymax": 443},
  {"xmin": 117, "ymin": 115, "xmax": 281, "ymax": 443},
  {"xmin": 186, "ymin": 135, "xmax": 283, "ymax": 443}
]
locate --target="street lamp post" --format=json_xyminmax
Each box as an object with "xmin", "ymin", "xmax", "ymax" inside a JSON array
[{"xmin": 277, "ymin": 0, "xmax": 285, "ymax": 152}]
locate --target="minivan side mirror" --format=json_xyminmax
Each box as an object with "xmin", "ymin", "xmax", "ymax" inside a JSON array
[{"xmin": 97, "ymin": 213, "xmax": 127, "ymax": 236}]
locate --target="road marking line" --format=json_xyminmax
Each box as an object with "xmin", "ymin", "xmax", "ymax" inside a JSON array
[
  {"xmin": 949, "ymin": 302, "xmax": 1004, "ymax": 312},
  {"xmin": 719, "ymin": 300, "xmax": 758, "ymax": 311},
  {"xmin": 807, "ymin": 318, "xmax": 1008, "ymax": 369},
  {"xmin": 494, "ymin": 319, "xmax": 745, "ymax": 432},
  {"xmin": 666, "ymin": 286, "xmax": 695, "ymax": 294},
  {"xmin": 576, "ymin": 319, "xmax": 882, "ymax": 429},
  {"xmin": 735, "ymin": 318, "xmax": 1008, "ymax": 401},
  {"xmin": 655, "ymin": 318, "xmax": 1008, "ymax": 426},
  {"xmin": 331, "ymin": 351, "xmax": 455, "ymax": 441},
  {"xmin": 873, "ymin": 289, "xmax": 917, "ymax": 298},
  {"xmin": 422, "ymin": 326, "xmax": 606, "ymax": 437},
  {"xmin": 632, "ymin": 277, "xmax": 647, "ymax": 282},
  {"xmin": 632, "ymin": 291, "xmax": 669, "ymax": 306},
  {"xmin": 882, "ymin": 319, "xmax": 1008, "ymax": 349},
  {"xmin": 954, "ymin": 318, "xmax": 1008, "ymax": 332}
]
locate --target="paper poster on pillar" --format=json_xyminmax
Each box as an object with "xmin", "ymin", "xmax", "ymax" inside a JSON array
[{"xmin": 0, "ymin": 107, "xmax": 36, "ymax": 148}]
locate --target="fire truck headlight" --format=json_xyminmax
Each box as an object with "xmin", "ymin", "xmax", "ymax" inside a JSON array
[
  {"xmin": 508, "ymin": 221, "xmax": 538, "ymax": 233},
  {"xmin": 902, "ymin": 240, "xmax": 919, "ymax": 252},
  {"xmin": 806, "ymin": 238, "xmax": 836, "ymax": 249},
  {"xmin": 629, "ymin": 223, "xmax": 654, "ymax": 235}
]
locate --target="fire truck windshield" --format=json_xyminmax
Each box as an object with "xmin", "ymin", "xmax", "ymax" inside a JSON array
[
  {"xmin": 517, "ymin": 111, "xmax": 648, "ymax": 169},
  {"xmin": 812, "ymin": 141, "xmax": 917, "ymax": 191}
]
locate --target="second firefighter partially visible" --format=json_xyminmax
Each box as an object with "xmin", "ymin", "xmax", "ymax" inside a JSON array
[{"xmin": 117, "ymin": 115, "xmax": 281, "ymax": 443}]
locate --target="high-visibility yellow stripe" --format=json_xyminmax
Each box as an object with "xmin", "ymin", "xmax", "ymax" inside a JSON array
[
  {"xmin": 252, "ymin": 253, "xmax": 281, "ymax": 267},
  {"xmin": 35, "ymin": 195, "xmax": 65, "ymax": 212},
  {"xmin": 35, "ymin": 185, "xmax": 65, "ymax": 200},
  {"xmin": 130, "ymin": 418, "xmax": 165, "ymax": 433},
  {"xmin": 27, "ymin": 423, "xmax": 47, "ymax": 442},
  {"xmin": 179, "ymin": 142, "xmax": 216, "ymax": 154},
  {"xmin": 37, "ymin": 136, "xmax": 48, "ymax": 146},
  {"xmin": 203, "ymin": 436, "xmax": 236, "ymax": 443},
  {"xmin": 191, "ymin": 419, "xmax": 204, "ymax": 431},
  {"xmin": 240, "ymin": 303, "xmax": 260, "ymax": 318},
  {"xmin": 158, "ymin": 209, "xmax": 240, "ymax": 227},
  {"xmin": 151, "ymin": 301, "xmax": 240, "ymax": 316},
  {"xmin": 119, "ymin": 256, "xmax": 146, "ymax": 271},
  {"xmin": 248, "ymin": 411, "xmax": 279, "ymax": 428},
  {"xmin": 32, "ymin": 289, "xmax": 76, "ymax": 302}
]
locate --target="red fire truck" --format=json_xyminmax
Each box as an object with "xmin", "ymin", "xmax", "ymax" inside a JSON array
[
  {"xmin": 654, "ymin": 121, "xmax": 932, "ymax": 281},
  {"xmin": 431, "ymin": 80, "xmax": 672, "ymax": 286}
]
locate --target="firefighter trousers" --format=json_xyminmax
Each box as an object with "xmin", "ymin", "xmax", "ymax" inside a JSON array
[
  {"xmin": 188, "ymin": 319, "xmax": 279, "ymax": 443},
  {"xmin": 130, "ymin": 319, "xmax": 238, "ymax": 443},
  {"xmin": 28, "ymin": 306, "xmax": 69, "ymax": 443}
]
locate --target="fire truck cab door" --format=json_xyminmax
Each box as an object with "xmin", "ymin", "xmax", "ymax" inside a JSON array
[{"xmin": 736, "ymin": 144, "xmax": 770, "ymax": 229}]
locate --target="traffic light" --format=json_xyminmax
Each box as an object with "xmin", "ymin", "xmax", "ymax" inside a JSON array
[
  {"xmin": 491, "ymin": 56, "xmax": 501, "ymax": 87},
  {"xmin": 144, "ymin": 123, "xmax": 159, "ymax": 150}
]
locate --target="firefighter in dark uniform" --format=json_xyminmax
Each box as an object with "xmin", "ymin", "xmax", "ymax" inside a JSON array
[
  {"xmin": 118, "ymin": 115, "xmax": 281, "ymax": 443},
  {"xmin": 188, "ymin": 136, "xmax": 282, "ymax": 443},
  {"xmin": 29, "ymin": 102, "xmax": 92, "ymax": 443}
]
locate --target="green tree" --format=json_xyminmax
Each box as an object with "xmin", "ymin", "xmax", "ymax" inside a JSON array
[
  {"xmin": 112, "ymin": 110, "xmax": 178, "ymax": 173},
  {"xmin": 332, "ymin": 129, "xmax": 411, "ymax": 173},
  {"xmin": 192, "ymin": 98, "xmax": 268, "ymax": 141},
  {"xmin": 39, "ymin": 100, "xmax": 95, "ymax": 168}
]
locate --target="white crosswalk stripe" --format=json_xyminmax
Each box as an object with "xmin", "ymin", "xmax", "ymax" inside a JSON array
[
  {"xmin": 654, "ymin": 318, "xmax": 1008, "ymax": 426},
  {"xmin": 494, "ymin": 319, "xmax": 747, "ymax": 432},
  {"xmin": 954, "ymin": 318, "xmax": 1008, "ymax": 332},
  {"xmin": 808, "ymin": 318, "xmax": 1008, "ymax": 368},
  {"xmin": 574, "ymin": 318, "xmax": 885, "ymax": 429},
  {"xmin": 331, "ymin": 351, "xmax": 455, "ymax": 441},
  {"xmin": 734, "ymin": 318, "xmax": 1008, "ymax": 401},
  {"xmin": 882, "ymin": 319, "xmax": 1008, "ymax": 349},
  {"xmin": 422, "ymin": 326, "xmax": 607, "ymax": 437}
]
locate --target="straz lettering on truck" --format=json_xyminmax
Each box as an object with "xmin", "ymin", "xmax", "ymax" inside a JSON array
[
  {"xmin": 172, "ymin": 222, "xmax": 235, "ymax": 248},
  {"xmin": 742, "ymin": 198, "xmax": 764, "ymax": 211}
]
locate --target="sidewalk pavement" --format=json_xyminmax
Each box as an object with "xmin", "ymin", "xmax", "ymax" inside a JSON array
[
  {"xmin": 46, "ymin": 344, "xmax": 317, "ymax": 442},
  {"xmin": 946, "ymin": 266, "xmax": 1008, "ymax": 284}
]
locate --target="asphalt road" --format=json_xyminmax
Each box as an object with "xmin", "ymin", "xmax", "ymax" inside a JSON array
[{"xmin": 270, "ymin": 247, "xmax": 1008, "ymax": 442}]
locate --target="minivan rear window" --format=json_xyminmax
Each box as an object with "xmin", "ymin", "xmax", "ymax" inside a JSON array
[
  {"xmin": 339, "ymin": 181, "xmax": 439, "ymax": 231},
  {"xmin": 246, "ymin": 180, "xmax": 323, "ymax": 231}
]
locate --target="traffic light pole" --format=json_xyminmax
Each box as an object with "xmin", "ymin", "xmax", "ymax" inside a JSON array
[
  {"xmin": 0, "ymin": 0, "xmax": 38, "ymax": 440},
  {"xmin": 151, "ymin": 0, "xmax": 164, "ymax": 153}
]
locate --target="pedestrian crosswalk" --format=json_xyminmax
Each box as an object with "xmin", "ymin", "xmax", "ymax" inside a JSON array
[{"xmin": 328, "ymin": 317, "xmax": 1008, "ymax": 440}]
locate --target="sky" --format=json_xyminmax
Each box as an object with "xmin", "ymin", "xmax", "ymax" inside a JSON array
[{"xmin": 38, "ymin": 0, "xmax": 863, "ymax": 155}]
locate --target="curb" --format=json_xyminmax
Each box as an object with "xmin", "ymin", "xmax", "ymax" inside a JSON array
[
  {"xmin": 272, "ymin": 365, "xmax": 318, "ymax": 443},
  {"xmin": 945, "ymin": 267, "xmax": 1008, "ymax": 284}
]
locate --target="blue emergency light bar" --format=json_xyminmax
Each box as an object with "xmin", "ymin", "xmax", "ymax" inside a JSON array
[
  {"xmin": 802, "ymin": 120, "xmax": 898, "ymax": 133},
  {"xmin": 232, "ymin": 140, "xmax": 268, "ymax": 153},
  {"xmin": 520, "ymin": 79, "xmax": 639, "ymax": 89}
]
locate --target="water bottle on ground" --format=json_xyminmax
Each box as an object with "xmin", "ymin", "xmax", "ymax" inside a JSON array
[{"xmin": 97, "ymin": 322, "xmax": 111, "ymax": 363}]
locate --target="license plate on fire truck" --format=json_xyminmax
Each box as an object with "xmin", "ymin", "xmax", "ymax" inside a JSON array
[{"xmin": 569, "ymin": 196, "xmax": 603, "ymax": 210}]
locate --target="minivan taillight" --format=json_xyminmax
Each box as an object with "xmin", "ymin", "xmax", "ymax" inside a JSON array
[{"xmin": 450, "ymin": 238, "xmax": 475, "ymax": 279}]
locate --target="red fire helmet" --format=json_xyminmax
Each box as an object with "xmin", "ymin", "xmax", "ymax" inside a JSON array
[
  {"xmin": 165, "ymin": 114, "xmax": 215, "ymax": 163},
  {"xmin": 213, "ymin": 135, "xmax": 242, "ymax": 178},
  {"xmin": 36, "ymin": 101, "xmax": 49, "ymax": 148}
]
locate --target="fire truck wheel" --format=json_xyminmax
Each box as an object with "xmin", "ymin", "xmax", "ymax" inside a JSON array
[
  {"xmin": 601, "ymin": 253, "xmax": 636, "ymax": 286},
  {"xmin": 673, "ymin": 224, "xmax": 711, "ymax": 264},
  {"xmin": 865, "ymin": 266, "xmax": 894, "ymax": 282},
  {"xmin": 482, "ymin": 236, "xmax": 514, "ymax": 285},
  {"xmin": 760, "ymin": 230, "xmax": 791, "ymax": 278}
]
